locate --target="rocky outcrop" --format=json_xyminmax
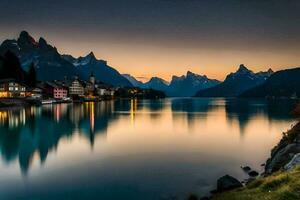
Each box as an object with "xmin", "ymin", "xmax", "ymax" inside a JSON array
[
  {"xmin": 284, "ymin": 153, "xmax": 300, "ymax": 171},
  {"xmin": 248, "ymin": 171, "xmax": 259, "ymax": 177},
  {"xmin": 216, "ymin": 175, "xmax": 243, "ymax": 192},
  {"xmin": 265, "ymin": 121, "xmax": 300, "ymax": 173}
]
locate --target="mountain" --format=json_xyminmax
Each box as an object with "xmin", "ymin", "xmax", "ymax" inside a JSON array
[
  {"xmin": 240, "ymin": 67, "xmax": 300, "ymax": 98},
  {"xmin": 122, "ymin": 74, "xmax": 169, "ymax": 92},
  {"xmin": 0, "ymin": 31, "xmax": 77, "ymax": 81},
  {"xmin": 62, "ymin": 52, "xmax": 132, "ymax": 87},
  {"xmin": 167, "ymin": 71, "xmax": 220, "ymax": 97},
  {"xmin": 142, "ymin": 77, "xmax": 169, "ymax": 92},
  {"xmin": 122, "ymin": 74, "xmax": 144, "ymax": 88},
  {"xmin": 0, "ymin": 31, "xmax": 132, "ymax": 86},
  {"xmin": 195, "ymin": 64, "xmax": 273, "ymax": 97}
]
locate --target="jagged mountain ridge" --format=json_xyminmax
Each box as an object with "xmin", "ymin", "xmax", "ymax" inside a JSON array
[
  {"xmin": 122, "ymin": 74, "xmax": 144, "ymax": 88},
  {"xmin": 240, "ymin": 67, "xmax": 300, "ymax": 98},
  {"xmin": 142, "ymin": 77, "xmax": 169, "ymax": 92},
  {"xmin": 195, "ymin": 64, "xmax": 273, "ymax": 97},
  {"xmin": 62, "ymin": 52, "xmax": 132, "ymax": 86},
  {"xmin": 0, "ymin": 31, "xmax": 132, "ymax": 86},
  {"xmin": 167, "ymin": 71, "xmax": 221, "ymax": 97},
  {"xmin": 123, "ymin": 71, "xmax": 220, "ymax": 97},
  {"xmin": 0, "ymin": 31, "xmax": 78, "ymax": 81}
]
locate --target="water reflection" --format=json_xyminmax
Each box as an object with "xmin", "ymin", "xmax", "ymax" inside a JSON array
[
  {"xmin": 0, "ymin": 101, "xmax": 118, "ymax": 174},
  {"xmin": 0, "ymin": 98, "xmax": 297, "ymax": 199}
]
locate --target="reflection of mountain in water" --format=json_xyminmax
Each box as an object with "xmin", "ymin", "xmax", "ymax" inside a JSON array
[
  {"xmin": 0, "ymin": 98, "xmax": 297, "ymax": 174},
  {"xmin": 0, "ymin": 101, "xmax": 117, "ymax": 174},
  {"xmin": 225, "ymin": 99, "xmax": 297, "ymax": 135},
  {"xmin": 170, "ymin": 98, "xmax": 222, "ymax": 129}
]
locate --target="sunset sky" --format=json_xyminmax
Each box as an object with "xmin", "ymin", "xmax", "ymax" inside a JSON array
[{"xmin": 1, "ymin": 0, "xmax": 300, "ymax": 81}]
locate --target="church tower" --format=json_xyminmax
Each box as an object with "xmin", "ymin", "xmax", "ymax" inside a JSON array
[{"xmin": 90, "ymin": 72, "xmax": 95, "ymax": 85}]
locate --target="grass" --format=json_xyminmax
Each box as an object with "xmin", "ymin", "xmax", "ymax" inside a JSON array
[{"xmin": 212, "ymin": 166, "xmax": 300, "ymax": 200}]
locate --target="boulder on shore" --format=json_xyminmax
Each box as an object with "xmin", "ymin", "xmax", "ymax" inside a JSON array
[
  {"xmin": 284, "ymin": 153, "xmax": 300, "ymax": 171},
  {"xmin": 266, "ymin": 143, "xmax": 300, "ymax": 173},
  {"xmin": 217, "ymin": 175, "xmax": 243, "ymax": 192},
  {"xmin": 248, "ymin": 170, "xmax": 259, "ymax": 177},
  {"xmin": 265, "ymin": 122, "xmax": 300, "ymax": 174},
  {"xmin": 241, "ymin": 166, "xmax": 251, "ymax": 172}
]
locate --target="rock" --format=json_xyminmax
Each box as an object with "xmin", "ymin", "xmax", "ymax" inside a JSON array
[
  {"xmin": 248, "ymin": 170, "xmax": 259, "ymax": 177},
  {"xmin": 241, "ymin": 165, "xmax": 251, "ymax": 171},
  {"xmin": 265, "ymin": 143, "xmax": 300, "ymax": 173},
  {"xmin": 217, "ymin": 175, "xmax": 243, "ymax": 192},
  {"xmin": 284, "ymin": 153, "xmax": 300, "ymax": 171}
]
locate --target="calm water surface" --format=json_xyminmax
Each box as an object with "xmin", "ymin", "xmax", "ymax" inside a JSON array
[{"xmin": 0, "ymin": 98, "xmax": 297, "ymax": 199}]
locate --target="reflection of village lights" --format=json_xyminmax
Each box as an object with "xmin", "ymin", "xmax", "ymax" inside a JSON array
[
  {"xmin": 0, "ymin": 111, "xmax": 8, "ymax": 124},
  {"xmin": 30, "ymin": 106, "xmax": 42, "ymax": 117},
  {"xmin": 130, "ymin": 99, "xmax": 137, "ymax": 125},
  {"xmin": 54, "ymin": 104, "xmax": 61, "ymax": 122},
  {"xmin": 89, "ymin": 102, "xmax": 95, "ymax": 133}
]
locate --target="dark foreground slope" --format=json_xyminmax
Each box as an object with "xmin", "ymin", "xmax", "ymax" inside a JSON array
[{"xmin": 241, "ymin": 67, "xmax": 300, "ymax": 98}]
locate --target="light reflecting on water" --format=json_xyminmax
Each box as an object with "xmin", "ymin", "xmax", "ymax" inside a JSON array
[{"xmin": 0, "ymin": 98, "xmax": 297, "ymax": 199}]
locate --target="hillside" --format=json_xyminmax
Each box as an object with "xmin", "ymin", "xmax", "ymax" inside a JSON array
[
  {"xmin": 0, "ymin": 31, "xmax": 132, "ymax": 87},
  {"xmin": 195, "ymin": 65, "xmax": 273, "ymax": 97},
  {"xmin": 241, "ymin": 67, "xmax": 300, "ymax": 98}
]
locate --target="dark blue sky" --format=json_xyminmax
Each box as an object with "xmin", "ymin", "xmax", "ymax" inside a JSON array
[{"xmin": 1, "ymin": 0, "xmax": 300, "ymax": 80}]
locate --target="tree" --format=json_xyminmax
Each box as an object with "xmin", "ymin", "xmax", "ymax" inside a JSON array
[
  {"xmin": 26, "ymin": 63, "xmax": 37, "ymax": 87},
  {"xmin": 0, "ymin": 51, "xmax": 26, "ymax": 82}
]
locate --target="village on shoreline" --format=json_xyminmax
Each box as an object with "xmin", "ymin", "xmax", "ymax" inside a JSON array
[{"xmin": 0, "ymin": 73, "xmax": 166, "ymax": 108}]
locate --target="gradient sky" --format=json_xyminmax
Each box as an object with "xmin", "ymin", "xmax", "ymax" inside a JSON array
[{"xmin": 0, "ymin": 0, "xmax": 300, "ymax": 81}]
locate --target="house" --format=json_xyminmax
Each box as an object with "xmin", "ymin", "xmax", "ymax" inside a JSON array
[
  {"xmin": 96, "ymin": 84, "xmax": 115, "ymax": 97},
  {"xmin": 69, "ymin": 77, "xmax": 85, "ymax": 97},
  {"xmin": 44, "ymin": 82, "xmax": 68, "ymax": 99},
  {"xmin": 0, "ymin": 79, "xmax": 26, "ymax": 98}
]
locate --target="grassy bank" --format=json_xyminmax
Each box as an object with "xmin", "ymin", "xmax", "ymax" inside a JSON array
[{"xmin": 212, "ymin": 166, "xmax": 300, "ymax": 200}]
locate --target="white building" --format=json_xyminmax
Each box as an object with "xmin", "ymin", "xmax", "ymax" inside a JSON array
[{"xmin": 69, "ymin": 77, "xmax": 85, "ymax": 96}]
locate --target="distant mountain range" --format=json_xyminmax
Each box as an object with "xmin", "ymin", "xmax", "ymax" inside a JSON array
[
  {"xmin": 167, "ymin": 71, "xmax": 220, "ymax": 97},
  {"xmin": 123, "ymin": 71, "xmax": 220, "ymax": 97},
  {"xmin": 1, "ymin": 31, "xmax": 298, "ymax": 98},
  {"xmin": 240, "ymin": 67, "xmax": 300, "ymax": 98},
  {"xmin": 195, "ymin": 64, "xmax": 273, "ymax": 97},
  {"xmin": 122, "ymin": 74, "xmax": 144, "ymax": 88},
  {"xmin": 0, "ymin": 31, "xmax": 132, "ymax": 87}
]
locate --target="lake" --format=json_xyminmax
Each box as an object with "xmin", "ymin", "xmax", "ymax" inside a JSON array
[{"xmin": 0, "ymin": 98, "xmax": 297, "ymax": 200}]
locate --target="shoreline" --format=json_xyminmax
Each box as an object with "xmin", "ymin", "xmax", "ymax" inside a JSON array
[{"xmin": 207, "ymin": 103, "xmax": 300, "ymax": 200}]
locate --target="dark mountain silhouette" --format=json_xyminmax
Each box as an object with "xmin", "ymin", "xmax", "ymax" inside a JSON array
[
  {"xmin": 167, "ymin": 71, "xmax": 220, "ymax": 97},
  {"xmin": 142, "ymin": 77, "xmax": 169, "ymax": 92},
  {"xmin": 123, "ymin": 72, "xmax": 219, "ymax": 97},
  {"xmin": 122, "ymin": 74, "xmax": 144, "ymax": 88},
  {"xmin": 195, "ymin": 64, "xmax": 273, "ymax": 97},
  {"xmin": 240, "ymin": 67, "xmax": 300, "ymax": 98},
  {"xmin": 0, "ymin": 31, "xmax": 132, "ymax": 86},
  {"xmin": 62, "ymin": 52, "xmax": 132, "ymax": 86},
  {"xmin": 0, "ymin": 31, "xmax": 77, "ymax": 81}
]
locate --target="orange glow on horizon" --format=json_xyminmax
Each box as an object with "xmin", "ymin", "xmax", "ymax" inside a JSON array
[{"xmin": 56, "ymin": 42, "xmax": 300, "ymax": 82}]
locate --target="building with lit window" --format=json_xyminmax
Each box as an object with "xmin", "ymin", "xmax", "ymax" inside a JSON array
[
  {"xmin": 44, "ymin": 82, "xmax": 68, "ymax": 99},
  {"xmin": 0, "ymin": 79, "xmax": 26, "ymax": 98},
  {"xmin": 69, "ymin": 77, "xmax": 85, "ymax": 97}
]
